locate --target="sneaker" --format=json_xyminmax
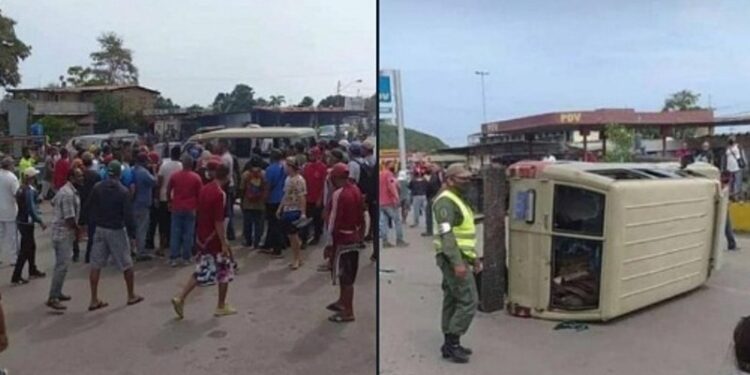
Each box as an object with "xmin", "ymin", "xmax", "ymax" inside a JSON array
[
  {"xmin": 396, "ymin": 240, "xmax": 410, "ymax": 248},
  {"xmin": 46, "ymin": 299, "xmax": 67, "ymax": 311},
  {"xmin": 171, "ymin": 297, "xmax": 184, "ymax": 319},
  {"xmin": 58, "ymin": 294, "xmax": 72, "ymax": 301},
  {"xmin": 382, "ymin": 241, "xmax": 395, "ymax": 248},
  {"xmin": 169, "ymin": 260, "xmax": 180, "ymax": 268},
  {"xmin": 11, "ymin": 278, "xmax": 28, "ymax": 286},
  {"xmin": 29, "ymin": 271, "xmax": 46, "ymax": 279},
  {"xmin": 214, "ymin": 305, "xmax": 238, "ymax": 317}
]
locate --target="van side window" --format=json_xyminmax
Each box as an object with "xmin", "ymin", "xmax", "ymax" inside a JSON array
[{"xmin": 553, "ymin": 185, "xmax": 605, "ymax": 236}]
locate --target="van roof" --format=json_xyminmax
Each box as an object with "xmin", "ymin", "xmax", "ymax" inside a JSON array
[
  {"xmin": 508, "ymin": 160, "xmax": 720, "ymax": 184},
  {"xmin": 188, "ymin": 127, "xmax": 317, "ymax": 141}
]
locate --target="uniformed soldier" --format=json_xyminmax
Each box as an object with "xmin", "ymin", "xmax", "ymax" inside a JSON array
[{"xmin": 432, "ymin": 163, "xmax": 479, "ymax": 364}]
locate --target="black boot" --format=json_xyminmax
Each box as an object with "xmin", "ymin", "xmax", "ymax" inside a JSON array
[
  {"xmin": 456, "ymin": 336, "xmax": 473, "ymax": 356},
  {"xmin": 441, "ymin": 334, "xmax": 469, "ymax": 363}
]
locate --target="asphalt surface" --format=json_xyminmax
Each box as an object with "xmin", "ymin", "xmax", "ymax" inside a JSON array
[
  {"xmin": 0, "ymin": 204, "xmax": 376, "ymax": 375},
  {"xmin": 380, "ymin": 222, "xmax": 750, "ymax": 375}
]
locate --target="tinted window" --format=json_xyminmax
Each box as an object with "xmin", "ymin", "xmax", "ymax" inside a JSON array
[
  {"xmin": 553, "ymin": 185, "xmax": 605, "ymax": 236},
  {"xmin": 234, "ymin": 138, "xmax": 251, "ymax": 158}
]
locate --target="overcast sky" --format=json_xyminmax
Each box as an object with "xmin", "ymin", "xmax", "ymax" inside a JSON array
[
  {"xmin": 380, "ymin": 0, "xmax": 750, "ymax": 146},
  {"xmin": 3, "ymin": 0, "xmax": 375, "ymax": 107}
]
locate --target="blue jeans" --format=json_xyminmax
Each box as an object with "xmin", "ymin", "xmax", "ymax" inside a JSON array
[
  {"xmin": 134, "ymin": 208, "xmax": 151, "ymax": 257},
  {"xmin": 242, "ymin": 209, "xmax": 265, "ymax": 247},
  {"xmin": 170, "ymin": 211, "xmax": 196, "ymax": 261},
  {"xmin": 380, "ymin": 205, "xmax": 404, "ymax": 243},
  {"xmin": 726, "ymin": 213, "xmax": 737, "ymax": 250},
  {"xmin": 732, "ymin": 170, "xmax": 744, "ymax": 198},
  {"xmin": 411, "ymin": 195, "xmax": 427, "ymax": 226}
]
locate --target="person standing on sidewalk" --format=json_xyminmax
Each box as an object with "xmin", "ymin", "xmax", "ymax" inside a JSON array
[
  {"xmin": 86, "ymin": 161, "xmax": 144, "ymax": 311},
  {"xmin": 432, "ymin": 163, "xmax": 479, "ymax": 364},
  {"xmin": 261, "ymin": 149, "xmax": 287, "ymax": 257},
  {"xmin": 325, "ymin": 163, "xmax": 364, "ymax": 323},
  {"xmin": 132, "ymin": 153, "xmax": 157, "ymax": 262},
  {"xmin": 379, "ymin": 161, "xmax": 408, "ymax": 248},
  {"xmin": 239, "ymin": 156, "xmax": 267, "ymax": 249},
  {"xmin": 11, "ymin": 167, "xmax": 47, "ymax": 285},
  {"xmin": 167, "ymin": 154, "xmax": 203, "ymax": 266},
  {"xmin": 79, "ymin": 153, "xmax": 100, "ymax": 263},
  {"xmin": 424, "ymin": 163, "xmax": 444, "ymax": 237},
  {"xmin": 46, "ymin": 167, "xmax": 82, "ymax": 311},
  {"xmin": 0, "ymin": 158, "xmax": 19, "ymax": 266},
  {"xmin": 408, "ymin": 171, "xmax": 429, "ymax": 228},
  {"xmin": 171, "ymin": 163, "xmax": 237, "ymax": 319}
]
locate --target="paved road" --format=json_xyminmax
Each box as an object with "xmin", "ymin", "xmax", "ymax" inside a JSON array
[
  {"xmin": 380, "ymin": 223, "xmax": 750, "ymax": 375},
  {"xmin": 0, "ymin": 205, "xmax": 376, "ymax": 375}
]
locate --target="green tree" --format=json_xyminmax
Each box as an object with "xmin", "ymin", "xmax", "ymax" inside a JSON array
[
  {"xmin": 269, "ymin": 95, "xmax": 286, "ymax": 107},
  {"xmin": 154, "ymin": 95, "xmax": 180, "ymax": 110},
  {"xmin": 378, "ymin": 123, "xmax": 448, "ymax": 152},
  {"xmin": 186, "ymin": 104, "xmax": 204, "ymax": 113},
  {"xmin": 38, "ymin": 116, "xmax": 77, "ymax": 143},
  {"xmin": 0, "ymin": 10, "xmax": 31, "ymax": 87},
  {"xmin": 90, "ymin": 32, "xmax": 138, "ymax": 85},
  {"xmin": 297, "ymin": 96, "xmax": 314, "ymax": 107},
  {"xmin": 93, "ymin": 94, "xmax": 133, "ymax": 133},
  {"xmin": 65, "ymin": 65, "xmax": 105, "ymax": 87},
  {"xmin": 603, "ymin": 123, "xmax": 634, "ymax": 163},
  {"xmin": 663, "ymin": 90, "xmax": 702, "ymax": 112},
  {"xmin": 255, "ymin": 97, "xmax": 269, "ymax": 107},
  {"xmin": 663, "ymin": 90, "xmax": 703, "ymax": 139},
  {"xmin": 318, "ymin": 95, "xmax": 345, "ymax": 108},
  {"xmin": 212, "ymin": 84, "xmax": 256, "ymax": 112}
]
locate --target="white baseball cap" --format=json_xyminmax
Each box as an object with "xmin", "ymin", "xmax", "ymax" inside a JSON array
[{"xmin": 23, "ymin": 167, "xmax": 40, "ymax": 178}]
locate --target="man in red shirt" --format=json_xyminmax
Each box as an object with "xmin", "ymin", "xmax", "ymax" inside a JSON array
[
  {"xmin": 53, "ymin": 148, "xmax": 71, "ymax": 191},
  {"xmin": 325, "ymin": 163, "xmax": 364, "ymax": 323},
  {"xmin": 171, "ymin": 162, "xmax": 237, "ymax": 319},
  {"xmin": 379, "ymin": 160, "xmax": 407, "ymax": 247},
  {"xmin": 167, "ymin": 154, "xmax": 204, "ymax": 266},
  {"xmin": 302, "ymin": 147, "xmax": 327, "ymax": 245}
]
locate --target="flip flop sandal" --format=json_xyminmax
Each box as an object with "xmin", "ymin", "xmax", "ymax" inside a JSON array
[
  {"xmin": 326, "ymin": 303, "xmax": 345, "ymax": 312},
  {"xmin": 328, "ymin": 313, "xmax": 355, "ymax": 323},
  {"xmin": 127, "ymin": 296, "xmax": 145, "ymax": 306},
  {"xmin": 88, "ymin": 300, "xmax": 109, "ymax": 311}
]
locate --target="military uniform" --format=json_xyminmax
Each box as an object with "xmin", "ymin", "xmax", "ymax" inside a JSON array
[{"xmin": 432, "ymin": 186, "xmax": 478, "ymax": 363}]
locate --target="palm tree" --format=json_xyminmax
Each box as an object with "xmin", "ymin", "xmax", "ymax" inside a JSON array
[{"xmin": 269, "ymin": 95, "xmax": 286, "ymax": 107}]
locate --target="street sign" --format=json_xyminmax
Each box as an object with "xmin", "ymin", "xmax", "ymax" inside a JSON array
[{"xmin": 379, "ymin": 75, "xmax": 392, "ymax": 103}]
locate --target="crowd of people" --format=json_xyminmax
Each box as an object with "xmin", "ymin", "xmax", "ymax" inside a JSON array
[{"xmin": 0, "ymin": 136, "xmax": 376, "ymax": 323}]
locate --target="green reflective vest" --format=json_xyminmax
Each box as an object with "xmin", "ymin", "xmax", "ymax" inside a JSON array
[{"xmin": 432, "ymin": 189, "xmax": 477, "ymax": 260}]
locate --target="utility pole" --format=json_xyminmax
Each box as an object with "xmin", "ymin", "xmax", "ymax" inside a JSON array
[{"xmin": 475, "ymin": 71, "xmax": 489, "ymax": 123}]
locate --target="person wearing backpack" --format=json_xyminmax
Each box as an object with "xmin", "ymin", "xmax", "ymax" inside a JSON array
[
  {"xmin": 239, "ymin": 157, "xmax": 267, "ymax": 249},
  {"xmin": 725, "ymin": 137, "xmax": 747, "ymax": 200}
]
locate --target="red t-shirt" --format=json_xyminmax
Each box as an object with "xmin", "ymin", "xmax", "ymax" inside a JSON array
[
  {"xmin": 196, "ymin": 181, "xmax": 226, "ymax": 255},
  {"xmin": 53, "ymin": 158, "xmax": 71, "ymax": 190},
  {"xmin": 169, "ymin": 170, "xmax": 203, "ymax": 211},
  {"xmin": 378, "ymin": 169, "xmax": 399, "ymax": 206},
  {"xmin": 329, "ymin": 182, "xmax": 364, "ymax": 246},
  {"xmin": 303, "ymin": 160, "xmax": 327, "ymax": 203}
]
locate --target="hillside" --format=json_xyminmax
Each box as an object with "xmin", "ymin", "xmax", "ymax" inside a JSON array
[{"xmin": 378, "ymin": 124, "xmax": 448, "ymax": 152}]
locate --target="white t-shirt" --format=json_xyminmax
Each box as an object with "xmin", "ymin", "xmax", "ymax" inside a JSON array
[
  {"xmin": 158, "ymin": 160, "xmax": 183, "ymax": 202},
  {"xmin": 221, "ymin": 152, "xmax": 235, "ymax": 187},
  {"xmin": 0, "ymin": 169, "xmax": 20, "ymax": 222},
  {"xmin": 726, "ymin": 145, "xmax": 744, "ymax": 173}
]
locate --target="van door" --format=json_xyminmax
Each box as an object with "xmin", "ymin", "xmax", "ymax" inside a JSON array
[{"xmin": 710, "ymin": 185, "xmax": 728, "ymax": 274}]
